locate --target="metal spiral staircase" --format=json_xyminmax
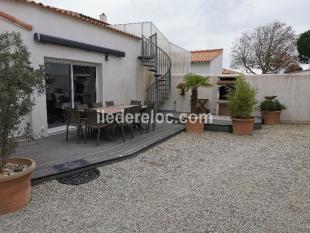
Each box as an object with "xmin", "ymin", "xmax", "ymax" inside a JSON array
[{"xmin": 138, "ymin": 33, "xmax": 172, "ymax": 112}]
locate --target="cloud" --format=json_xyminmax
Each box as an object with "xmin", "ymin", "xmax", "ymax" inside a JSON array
[{"xmin": 39, "ymin": 0, "xmax": 310, "ymax": 67}]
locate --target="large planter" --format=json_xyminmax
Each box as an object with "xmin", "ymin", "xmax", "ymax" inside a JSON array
[
  {"xmin": 0, "ymin": 158, "xmax": 36, "ymax": 214},
  {"xmin": 261, "ymin": 111, "xmax": 281, "ymax": 125},
  {"xmin": 232, "ymin": 118, "xmax": 255, "ymax": 136},
  {"xmin": 185, "ymin": 116, "xmax": 204, "ymax": 133}
]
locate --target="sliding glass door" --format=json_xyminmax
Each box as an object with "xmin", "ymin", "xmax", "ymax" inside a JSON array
[{"xmin": 45, "ymin": 62, "xmax": 96, "ymax": 129}]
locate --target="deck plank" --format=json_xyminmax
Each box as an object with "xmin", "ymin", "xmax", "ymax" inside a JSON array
[{"xmin": 13, "ymin": 123, "xmax": 184, "ymax": 181}]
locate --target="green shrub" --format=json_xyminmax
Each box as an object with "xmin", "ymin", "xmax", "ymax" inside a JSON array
[
  {"xmin": 259, "ymin": 96, "xmax": 286, "ymax": 111},
  {"xmin": 228, "ymin": 76, "xmax": 256, "ymax": 119}
]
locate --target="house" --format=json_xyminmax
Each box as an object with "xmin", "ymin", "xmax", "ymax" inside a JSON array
[
  {"xmin": 190, "ymin": 49, "xmax": 223, "ymax": 74},
  {"xmin": 0, "ymin": 0, "xmax": 190, "ymax": 137}
]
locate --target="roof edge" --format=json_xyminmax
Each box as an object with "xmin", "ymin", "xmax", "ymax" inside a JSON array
[{"xmin": 13, "ymin": 0, "xmax": 141, "ymax": 40}]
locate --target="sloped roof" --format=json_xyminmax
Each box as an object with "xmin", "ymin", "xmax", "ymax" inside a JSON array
[
  {"xmin": 13, "ymin": 0, "xmax": 140, "ymax": 39},
  {"xmin": 222, "ymin": 68, "xmax": 240, "ymax": 74},
  {"xmin": 191, "ymin": 49, "xmax": 223, "ymax": 63}
]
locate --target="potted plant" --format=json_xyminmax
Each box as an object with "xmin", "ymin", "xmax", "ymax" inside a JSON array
[
  {"xmin": 178, "ymin": 73, "xmax": 212, "ymax": 133},
  {"xmin": 259, "ymin": 96, "xmax": 286, "ymax": 125},
  {"xmin": 228, "ymin": 76, "xmax": 256, "ymax": 135},
  {"xmin": 0, "ymin": 32, "xmax": 45, "ymax": 214}
]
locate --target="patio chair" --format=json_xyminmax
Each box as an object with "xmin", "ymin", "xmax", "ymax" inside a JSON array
[
  {"xmin": 91, "ymin": 102, "xmax": 103, "ymax": 108},
  {"xmin": 131, "ymin": 105, "xmax": 143, "ymax": 135},
  {"xmin": 76, "ymin": 104, "xmax": 88, "ymax": 120},
  {"xmin": 115, "ymin": 106, "xmax": 135, "ymax": 142},
  {"xmin": 105, "ymin": 101, "xmax": 114, "ymax": 107},
  {"xmin": 130, "ymin": 100, "xmax": 142, "ymax": 105},
  {"xmin": 65, "ymin": 108, "xmax": 86, "ymax": 143},
  {"xmin": 85, "ymin": 109, "xmax": 115, "ymax": 146},
  {"xmin": 196, "ymin": 99, "xmax": 209, "ymax": 114},
  {"xmin": 142, "ymin": 104, "xmax": 155, "ymax": 132}
]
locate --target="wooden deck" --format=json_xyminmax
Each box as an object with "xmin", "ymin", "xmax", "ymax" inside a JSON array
[{"xmin": 13, "ymin": 123, "xmax": 184, "ymax": 183}]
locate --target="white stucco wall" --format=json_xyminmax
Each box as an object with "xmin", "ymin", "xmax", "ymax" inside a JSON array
[
  {"xmin": 161, "ymin": 73, "xmax": 310, "ymax": 123},
  {"xmin": 190, "ymin": 63, "xmax": 211, "ymax": 74},
  {"xmin": 1, "ymin": 0, "xmax": 147, "ymax": 136}
]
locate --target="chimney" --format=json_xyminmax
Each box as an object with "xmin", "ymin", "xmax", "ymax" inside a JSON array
[{"xmin": 99, "ymin": 13, "xmax": 107, "ymax": 23}]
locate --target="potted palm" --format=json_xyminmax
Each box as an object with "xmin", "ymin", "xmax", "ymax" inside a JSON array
[
  {"xmin": 259, "ymin": 96, "xmax": 286, "ymax": 125},
  {"xmin": 0, "ymin": 32, "xmax": 45, "ymax": 214},
  {"xmin": 228, "ymin": 76, "xmax": 256, "ymax": 135},
  {"xmin": 178, "ymin": 73, "xmax": 212, "ymax": 133}
]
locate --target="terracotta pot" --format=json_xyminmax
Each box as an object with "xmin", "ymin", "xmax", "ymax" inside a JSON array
[
  {"xmin": 232, "ymin": 118, "xmax": 255, "ymax": 136},
  {"xmin": 0, "ymin": 158, "xmax": 36, "ymax": 214},
  {"xmin": 261, "ymin": 111, "xmax": 281, "ymax": 125},
  {"xmin": 185, "ymin": 116, "xmax": 204, "ymax": 133}
]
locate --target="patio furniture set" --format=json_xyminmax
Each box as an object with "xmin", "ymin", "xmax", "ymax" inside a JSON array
[{"xmin": 65, "ymin": 100, "xmax": 155, "ymax": 146}]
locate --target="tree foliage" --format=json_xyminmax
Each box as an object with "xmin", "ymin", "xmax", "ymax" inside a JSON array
[
  {"xmin": 231, "ymin": 21, "xmax": 298, "ymax": 74},
  {"xmin": 0, "ymin": 32, "xmax": 45, "ymax": 173},
  {"xmin": 297, "ymin": 30, "xmax": 310, "ymax": 63},
  {"xmin": 228, "ymin": 76, "xmax": 256, "ymax": 119},
  {"xmin": 179, "ymin": 73, "xmax": 212, "ymax": 113}
]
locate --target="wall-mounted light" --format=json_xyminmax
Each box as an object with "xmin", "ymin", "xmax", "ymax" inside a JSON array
[{"xmin": 105, "ymin": 55, "xmax": 109, "ymax": 62}]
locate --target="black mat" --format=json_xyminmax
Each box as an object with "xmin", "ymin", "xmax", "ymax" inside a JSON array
[{"xmin": 57, "ymin": 168, "xmax": 100, "ymax": 185}]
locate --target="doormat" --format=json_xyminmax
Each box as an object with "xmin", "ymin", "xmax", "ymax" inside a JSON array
[
  {"xmin": 53, "ymin": 159, "xmax": 90, "ymax": 173},
  {"xmin": 57, "ymin": 168, "xmax": 100, "ymax": 185}
]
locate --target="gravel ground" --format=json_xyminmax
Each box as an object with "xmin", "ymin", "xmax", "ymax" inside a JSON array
[{"xmin": 1, "ymin": 124, "xmax": 310, "ymax": 233}]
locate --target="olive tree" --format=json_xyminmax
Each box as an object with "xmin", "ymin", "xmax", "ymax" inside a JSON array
[{"xmin": 0, "ymin": 32, "xmax": 45, "ymax": 173}]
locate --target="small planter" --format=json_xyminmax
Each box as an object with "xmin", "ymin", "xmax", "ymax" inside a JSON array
[
  {"xmin": 185, "ymin": 116, "xmax": 204, "ymax": 133},
  {"xmin": 232, "ymin": 118, "xmax": 255, "ymax": 136},
  {"xmin": 261, "ymin": 111, "xmax": 281, "ymax": 125},
  {"xmin": 0, "ymin": 158, "xmax": 36, "ymax": 214}
]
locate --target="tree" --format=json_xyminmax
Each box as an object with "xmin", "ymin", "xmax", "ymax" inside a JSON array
[
  {"xmin": 297, "ymin": 30, "xmax": 310, "ymax": 64},
  {"xmin": 0, "ymin": 32, "xmax": 45, "ymax": 173},
  {"xmin": 231, "ymin": 21, "xmax": 298, "ymax": 74},
  {"xmin": 180, "ymin": 73, "xmax": 212, "ymax": 113}
]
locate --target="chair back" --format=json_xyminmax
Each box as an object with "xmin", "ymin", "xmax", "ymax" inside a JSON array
[
  {"xmin": 143, "ymin": 104, "xmax": 154, "ymax": 114},
  {"xmin": 105, "ymin": 101, "xmax": 114, "ymax": 107},
  {"xmin": 130, "ymin": 100, "xmax": 142, "ymax": 105},
  {"xmin": 85, "ymin": 109, "xmax": 99, "ymax": 126},
  {"xmin": 91, "ymin": 102, "xmax": 103, "ymax": 108},
  {"xmin": 66, "ymin": 108, "xmax": 81, "ymax": 125},
  {"xmin": 76, "ymin": 104, "xmax": 88, "ymax": 111}
]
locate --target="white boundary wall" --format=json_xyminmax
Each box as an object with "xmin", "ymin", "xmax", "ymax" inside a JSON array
[{"xmin": 161, "ymin": 74, "xmax": 310, "ymax": 123}]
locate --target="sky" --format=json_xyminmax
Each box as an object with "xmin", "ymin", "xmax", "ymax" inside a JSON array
[{"xmin": 39, "ymin": 0, "xmax": 309, "ymax": 68}]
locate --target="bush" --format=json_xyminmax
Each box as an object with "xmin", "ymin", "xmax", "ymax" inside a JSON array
[
  {"xmin": 228, "ymin": 76, "xmax": 256, "ymax": 119},
  {"xmin": 259, "ymin": 96, "xmax": 286, "ymax": 112}
]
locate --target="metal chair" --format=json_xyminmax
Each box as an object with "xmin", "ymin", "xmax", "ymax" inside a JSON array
[
  {"xmin": 115, "ymin": 107, "xmax": 135, "ymax": 142},
  {"xmin": 130, "ymin": 100, "xmax": 142, "ymax": 105},
  {"xmin": 131, "ymin": 105, "xmax": 143, "ymax": 135},
  {"xmin": 85, "ymin": 109, "xmax": 115, "ymax": 146},
  {"xmin": 105, "ymin": 101, "xmax": 114, "ymax": 107},
  {"xmin": 91, "ymin": 102, "xmax": 103, "ymax": 108},
  {"xmin": 142, "ymin": 104, "xmax": 155, "ymax": 132},
  {"xmin": 65, "ymin": 108, "xmax": 86, "ymax": 143}
]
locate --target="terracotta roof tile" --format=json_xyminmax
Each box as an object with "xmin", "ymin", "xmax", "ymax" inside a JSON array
[
  {"xmin": 14, "ymin": 0, "xmax": 140, "ymax": 40},
  {"xmin": 191, "ymin": 49, "xmax": 223, "ymax": 63}
]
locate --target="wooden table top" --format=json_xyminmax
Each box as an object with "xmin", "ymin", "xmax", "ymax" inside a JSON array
[{"xmin": 110, "ymin": 104, "xmax": 147, "ymax": 109}]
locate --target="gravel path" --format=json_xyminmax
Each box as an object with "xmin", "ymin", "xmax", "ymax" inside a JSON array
[{"xmin": 1, "ymin": 124, "xmax": 310, "ymax": 233}]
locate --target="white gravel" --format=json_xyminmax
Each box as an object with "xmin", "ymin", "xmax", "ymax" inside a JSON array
[{"xmin": 1, "ymin": 124, "xmax": 310, "ymax": 233}]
